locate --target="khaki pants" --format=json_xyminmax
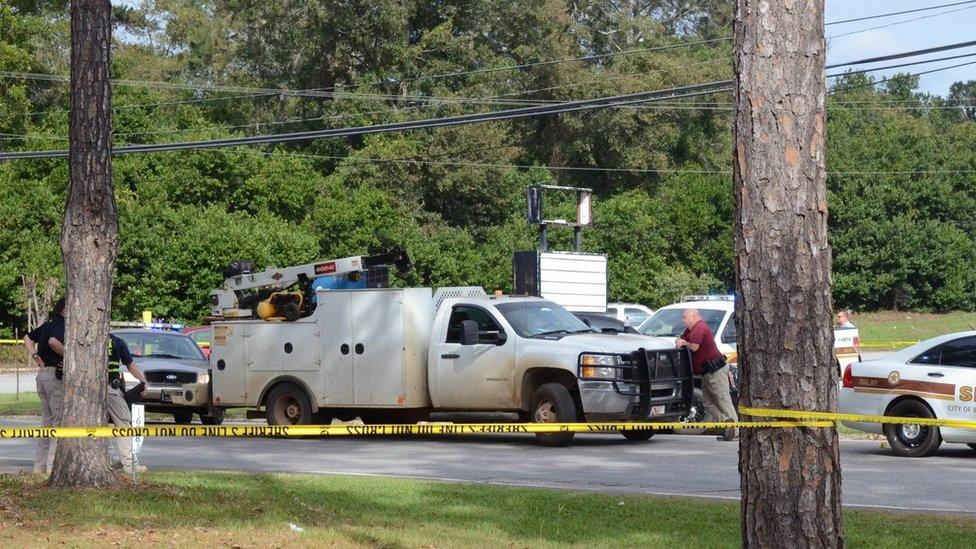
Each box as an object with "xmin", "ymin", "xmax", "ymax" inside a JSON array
[
  {"xmin": 34, "ymin": 367, "xmax": 63, "ymax": 474},
  {"xmin": 701, "ymin": 366, "xmax": 738, "ymax": 425},
  {"xmin": 105, "ymin": 386, "xmax": 135, "ymax": 469}
]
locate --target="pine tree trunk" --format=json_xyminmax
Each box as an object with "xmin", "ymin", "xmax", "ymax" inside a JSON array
[
  {"xmin": 49, "ymin": 0, "xmax": 118, "ymax": 488},
  {"xmin": 733, "ymin": 1, "xmax": 843, "ymax": 546}
]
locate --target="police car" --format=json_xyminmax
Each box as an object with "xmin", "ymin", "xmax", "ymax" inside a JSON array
[{"xmin": 840, "ymin": 331, "xmax": 976, "ymax": 457}]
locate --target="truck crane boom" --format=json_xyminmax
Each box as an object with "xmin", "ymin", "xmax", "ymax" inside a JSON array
[{"xmin": 211, "ymin": 248, "xmax": 411, "ymax": 320}]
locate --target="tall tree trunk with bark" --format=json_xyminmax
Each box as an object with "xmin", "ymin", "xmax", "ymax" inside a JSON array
[
  {"xmin": 49, "ymin": 0, "xmax": 118, "ymax": 488},
  {"xmin": 733, "ymin": 1, "xmax": 843, "ymax": 547}
]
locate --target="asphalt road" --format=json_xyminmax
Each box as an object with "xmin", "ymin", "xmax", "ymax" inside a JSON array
[{"xmin": 0, "ymin": 416, "xmax": 973, "ymax": 514}]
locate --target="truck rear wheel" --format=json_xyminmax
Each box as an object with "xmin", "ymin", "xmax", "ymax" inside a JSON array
[
  {"xmin": 266, "ymin": 383, "xmax": 313, "ymax": 426},
  {"xmin": 531, "ymin": 383, "xmax": 576, "ymax": 447},
  {"xmin": 201, "ymin": 408, "xmax": 225, "ymax": 426},
  {"xmin": 173, "ymin": 411, "xmax": 194, "ymax": 424}
]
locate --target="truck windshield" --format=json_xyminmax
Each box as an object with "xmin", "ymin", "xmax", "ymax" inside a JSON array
[
  {"xmin": 496, "ymin": 301, "xmax": 594, "ymax": 338},
  {"xmin": 639, "ymin": 308, "xmax": 724, "ymax": 337}
]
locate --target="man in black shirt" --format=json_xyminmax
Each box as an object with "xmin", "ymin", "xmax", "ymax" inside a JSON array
[
  {"xmin": 48, "ymin": 330, "xmax": 148, "ymax": 474},
  {"xmin": 22, "ymin": 298, "xmax": 65, "ymax": 474}
]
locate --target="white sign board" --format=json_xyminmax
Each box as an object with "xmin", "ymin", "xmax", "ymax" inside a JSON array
[{"xmin": 538, "ymin": 252, "xmax": 607, "ymax": 312}]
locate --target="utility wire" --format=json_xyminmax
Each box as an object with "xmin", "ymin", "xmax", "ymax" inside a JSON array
[
  {"xmin": 3, "ymin": 3, "xmax": 970, "ymax": 118},
  {"xmin": 0, "ymin": 82, "xmax": 733, "ymax": 160},
  {"xmin": 827, "ymin": 39, "xmax": 976, "ymax": 69},
  {"xmin": 828, "ymin": 4, "xmax": 976, "ymax": 40},
  {"xmin": 5, "ymin": 41, "xmax": 976, "ymax": 160},
  {"xmin": 826, "ymin": 0, "xmax": 976, "ymax": 25}
]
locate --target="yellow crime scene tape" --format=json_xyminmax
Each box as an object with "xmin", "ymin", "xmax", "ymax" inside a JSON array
[
  {"xmin": 0, "ymin": 409, "xmax": 971, "ymax": 439},
  {"xmin": 741, "ymin": 406, "xmax": 976, "ymax": 430},
  {"xmin": 0, "ymin": 420, "xmax": 833, "ymax": 439}
]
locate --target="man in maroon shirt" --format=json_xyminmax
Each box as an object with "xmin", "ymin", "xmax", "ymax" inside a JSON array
[{"xmin": 676, "ymin": 309, "xmax": 738, "ymax": 441}]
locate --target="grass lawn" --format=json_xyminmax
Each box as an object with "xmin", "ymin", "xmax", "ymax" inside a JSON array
[
  {"xmin": 0, "ymin": 392, "xmax": 246, "ymax": 421},
  {"xmin": 852, "ymin": 311, "xmax": 976, "ymax": 350},
  {"xmin": 0, "ymin": 472, "xmax": 971, "ymax": 548},
  {"xmin": 0, "ymin": 392, "xmax": 40, "ymax": 416}
]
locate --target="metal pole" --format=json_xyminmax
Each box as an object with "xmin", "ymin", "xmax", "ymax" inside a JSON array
[
  {"xmin": 574, "ymin": 227, "xmax": 582, "ymax": 253},
  {"xmin": 15, "ymin": 328, "xmax": 19, "ymax": 401},
  {"xmin": 539, "ymin": 224, "xmax": 549, "ymax": 252}
]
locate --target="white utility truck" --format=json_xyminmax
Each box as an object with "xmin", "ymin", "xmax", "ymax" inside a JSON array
[{"xmin": 209, "ymin": 286, "xmax": 693, "ymax": 446}]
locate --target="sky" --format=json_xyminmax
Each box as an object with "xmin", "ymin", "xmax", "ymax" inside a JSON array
[{"xmin": 825, "ymin": 0, "xmax": 976, "ymax": 95}]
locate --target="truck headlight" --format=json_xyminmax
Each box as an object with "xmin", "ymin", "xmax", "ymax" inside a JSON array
[
  {"xmin": 197, "ymin": 372, "xmax": 210, "ymax": 384},
  {"xmin": 579, "ymin": 354, "xmax": 628, "ymax": 381}
]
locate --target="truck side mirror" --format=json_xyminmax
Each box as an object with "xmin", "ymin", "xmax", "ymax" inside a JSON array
[
  {"xmin": 461, "ymin": 320, "xmax": 480, "ymax": 345},
  {"xmin": 495, "ymin": 330, "xmax": 508, "ymax": 345}
]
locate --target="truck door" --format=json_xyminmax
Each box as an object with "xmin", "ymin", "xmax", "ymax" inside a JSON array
[{"xmin": 431, "ymin": 305, "xmax": 516, "ymax": 409}]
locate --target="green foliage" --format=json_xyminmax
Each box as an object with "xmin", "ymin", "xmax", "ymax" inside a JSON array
[{"xmin": 1, "ymin": 2, "xmax": 976, "ymax": 331}]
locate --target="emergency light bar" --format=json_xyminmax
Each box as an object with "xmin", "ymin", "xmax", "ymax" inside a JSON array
[{"xmin": 681, "ymin": 295, "xmax": 735, "ymax": 302}]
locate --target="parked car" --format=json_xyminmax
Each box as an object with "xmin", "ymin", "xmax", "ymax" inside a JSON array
[
  {"xmin": 182, "ymin": 325, "xmax": 212, "ymax": 358},
  {"xmin": 115, "ymin": 328, "xmax": 223, "ymax": 425},
  {"xmin": 605, "ymin": 303, "xmax": 655, "ymax": 326},
  {"xmin": 572, "ymin": 312, "xmax": 638, "ymax": 334},
  {"xmin": 840, "ymin": 331, "xmax": 976, "ymax": 457}
]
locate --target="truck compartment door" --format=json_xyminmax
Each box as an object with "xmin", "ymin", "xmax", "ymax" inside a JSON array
[
  {"xmin": 318, "ymin": 291, "xmax": 354, "ymax": 405},
  {"xmin": 352, "ymin": 290, "xmax": 406, "ymax": 406},
  {"xmin": 211, "ymin": 324, "xmax": 249, "ymax": 406}
]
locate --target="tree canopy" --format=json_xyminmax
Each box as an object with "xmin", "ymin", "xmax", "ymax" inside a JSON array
[{"xmin": 0, "ymin": 1, "xmax": 974, "ymax": 331}]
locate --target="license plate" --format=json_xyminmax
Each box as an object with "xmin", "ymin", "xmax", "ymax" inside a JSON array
[{"xmin": 650, "ymin": 405, "xmax": 666, "ymax": 416}]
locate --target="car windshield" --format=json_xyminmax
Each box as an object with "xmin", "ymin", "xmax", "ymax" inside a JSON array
[
  {"xmin": 115, "ymin": 332, "xmax": 206, "ymax": 361},
  {"xmin": 639, "ymin": 308, "xmax": 725, "ymax": 337},
  {"xmin": 496, "ymin": 301, "xmax": 594, "ymax": 338}
]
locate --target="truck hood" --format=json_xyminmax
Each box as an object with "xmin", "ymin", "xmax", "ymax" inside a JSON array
[
  {"xmin": 539, "ymin": 332, "xmax": 676, "ymax": 353},
  {"xmin": 136, "ymin": 357, "xmax": 208, "ymax": 373}
]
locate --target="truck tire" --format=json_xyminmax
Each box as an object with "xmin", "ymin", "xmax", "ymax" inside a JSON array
[
  {"xmin": 265, "ymin": 383, "xmax": 313, "ymax": 426},
  {"xmin": 201, "ymin": 408, "xmax": 225, "ymax": 426},
  {"xmin": 173, "ymin": 411, "xmax": 194, "ymax": 424},
  {"xmin": 531, "ymin": 383, "xmax": 577, "ymax": 447},
  {"xmin": 620, "ymin": 429, "xmax": 655, "ymax": 441},
  {"xmin": 883, "ymin": 399, "xmax": 941, "ymax": 458}
]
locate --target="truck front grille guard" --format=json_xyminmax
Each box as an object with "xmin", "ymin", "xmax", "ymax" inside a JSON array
[{"xmin": 623, "ymin": 348, "xmax": 694, "ymax": 417}]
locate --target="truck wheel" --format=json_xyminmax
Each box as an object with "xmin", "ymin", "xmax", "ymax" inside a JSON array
[
  {"xmin": 201, "ymin": 409, "xmax": 225, "ymax": 426},
  {"xmin": 173, "ymin": 411, "xmax": 194, "ymax": 424},
  {"xmin": 678, "ymin": 388, "xmax": 708, "ymax": 435},
  {"xmin": 266, "ymin": 383, "xmax": 313, "ymax": 426},
  {"xmin": 620, "ymin": 429, "xmax": 655, "ymax": 441},
  {"xmin": 531, "ymin": 383, "xmax": 576, "ymax": 447},
  {"xmin": 883, "ymin": 399, "xmax": 941, "ymax": 458}
]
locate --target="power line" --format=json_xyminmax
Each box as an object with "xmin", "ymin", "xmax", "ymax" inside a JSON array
[
  {"xmin": 1, "ymin": 0, "xmax": 965, "ymax": 124},
  {"xmin": 0, "ymin": 37, "xmax": 733, "ymax": 102},
  {"xmin": 826, "ymin": 0, "xmax": 976, "ymax": 25},
  {"xmin": 0, "ymin": 82, "xmax": 733, "ymax": 160},
  {"xmin": 828, "ymin": 4, "xmax": 976, "ymax": 40},
  {"xmin": 5, "ymin": 41, "xmax": 976, "ymax": 160},
  {"xmin": 827, "ymin": 39, "xmax": 976, "ymax": 69}
]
